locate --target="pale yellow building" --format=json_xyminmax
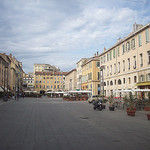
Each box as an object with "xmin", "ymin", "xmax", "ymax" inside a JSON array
[
  {"xmin": 76, "ymin": 58, "xmax": 90, "ymax": 90},
  {"xmin": 9, "ymin": 54, "xmax": 23, "ymax": 95},
  {"xmin": 0, "ymin": 53, "xmax": 23, "ymax": 95},
  {"xmin": 35, "ymin": 71, "xmax": 67, "ymax": 93},
  {"xmin": 81, "ymin": 55, "xmax": 100, "ymax": 95},
  {"xmin": 65, "ymin": 69, "xmax": 77, "ymax": 91},
  {"xmin": 34, "ymin": 64, "xmax": 60, "ymax": 73},
  {"xmin": 0, "ymin": 53, "xmax": 11, "ymax": 93},
  {"xmin": 99, "ymin": 22, "xmax": 150, "ymax": 98}
]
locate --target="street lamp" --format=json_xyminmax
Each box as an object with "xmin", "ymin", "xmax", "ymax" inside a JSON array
[{"xmin": 3, "ymin": 62, "xmax": 9, "ymax": 101}]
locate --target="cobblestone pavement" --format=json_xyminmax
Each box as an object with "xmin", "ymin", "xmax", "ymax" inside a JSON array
[{"xmin": 0, "ymin": 97, "xmax": 150, "ymax": 150}]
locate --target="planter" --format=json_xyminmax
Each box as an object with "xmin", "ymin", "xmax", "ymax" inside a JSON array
[
  {"xmin": 144, "ymin": 106, "xmax": 150, "ymax": 111},
  {"xmin": 102, "ymin": 105, "xmax": 106, "ymax": 109},
  {"xmin": 127, "ymin": 110, "xmax": 136, "ymax": 116},
  {"xmin": 126, "ymin": 107, "xmax": 136, "ymax": 111},
  {"xmin": 109, "ymin": 106, "xmax": 115, "ymax": 111},
  {"xmin": 147, "ymin": 114, "xmax": 150, "ymax": 120}
]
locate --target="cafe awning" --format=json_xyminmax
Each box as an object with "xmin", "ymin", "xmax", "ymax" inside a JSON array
[{"xmin": 136, "ymin": 82, "xmax": 150, "ymax": 86}]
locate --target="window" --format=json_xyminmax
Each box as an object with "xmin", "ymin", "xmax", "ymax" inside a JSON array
[
  {"xmin": 148, "ymin": 51, "xmax": 150, "ymax": 65},
  {"xmin": 146, "ymin": 29, "xmax": 149, "ymax": 43},
  {"xmin": 122, "ymin": 44, "xmax": 125, "ymax": 54},
  {"xmin": 107, "ymin": 53, "xmax": 109, "ymax": 61},
  {"xmin": 131, "ymin": 38, "xmax": 135, "ymax": 49},
  {"xmin": 43, "ymin": 77, "xmax": 45, "ymax": 79},
  {"xmin": 123, "ymin": 78, "xmax": 125, "ymax": 84},
  {"xmin": 88, "ymin": 73, "xmax": 92, "ymax": 80},
  {"xmin": 107, "ymin": 81, "xmax": 109, "ymax": 86},
  {"xmin": 140, "ymin": 54, "xmax": 143, "ymax": 67},
  {"xmin": 134, "ymin": 76, "xmax": 137, "ymax": 83},
  {"xmin": 110, "ymin": 51, "xmax": 112, "ymax": 60},
  {"xmin": 118, "ymin": 62, "xmax": 120, "ymax": 73},
  {"xmin": 43, "ymin": 81, "xmax": 45, "ymax": 83},
  {"xmin": 36, "ymin": 81, "xmax": 38, "ymax": 83},
  {"xmin": 104, "ymin": 55, "xmax": 106, "ymax": 63},
  {"xmin": 36, "ymin": 85, "xmax": 38, "ymax": 88},
  {"xmin": 51, "ymin": 85, "xmax": 53, "ymax": 88},
  {"xmin": 147, "ymin": 74, "xmax": 150, "ymax": 81},
  {"xmin": 47, "ymin": 77, "xmax": 49, "ymax": 79},
  {"xmin": 110, "ymin": 65, "xmax": 112, "ymax": 75},
  {"xmin": 128, "ymin": 58, "xmax": 130, "ymax": 70},
  {"xmin": 126, "ymin": 41, "xmax": 130, "ymax": 51},
  {"xmin": 128, "ymin": 77, "xmax": 131, "ymax": 84},
  {"xmin": 133, "ymin": 56, "xmax": 136, "ymax": 69},
  {"xmin": 110, "ymin": 81, "xmax": 113, "ymax": 86},
  {"xmin": 54, "ymin": 85, "xmax": 56, "ymax": 88},
  {"xmin": 107, "ymin": 66, "xmax": 109, "ymax": 76},
  {"xmin": 40, "ymin": 85, "xmax": 41, "ymax": 88},
  {"xmin": 118, "ymin": 79, "xmax": 121, "ymax": 85},
  {"xmin": 114, "ymin": 64, "xmax": 116, "ymax": 74},
  {"xmin": 97, "ymin": 72, "xmax": 100, "ymax": 80},
  {"xmin": 114, "ymin": 79, "xmax": 116, "ymax": 85},
  {"xmin": 123, "ymin": 60, "xmax": 125, "ymax": 72},
  {"xmin": 43, "ymin": 85, "xmax": 45, "ymax": 88},
  {"xmin": 47, "ymin": 81, "xmax": 49, "ymax": 83},
  {"xmin": 47, "ymin": 86, "xmax": 50, "ymax": 88},
  {"xmin": 139, "ymin": 75, "xmax": 144, "ymax": 82},
  {"xmin": 96, "ymin": 62, "xmax": 100, "ymax": 67},
  {"xmin": 113, "ymin": 49, "xmax": 115, "ymax": 58},
  {"xmin": 138, "ymin": 34, "xmax": 142, "ymax": 46},
  {"xmin": 57, "ymin": 85, "xmax": 59, "ymax": 88},
  {"xmin": 117, "ymin": 47, "xmax": 120, "ymax": 57}
]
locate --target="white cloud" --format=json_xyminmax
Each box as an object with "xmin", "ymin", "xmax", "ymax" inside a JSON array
[{"xmin": 0, "ymin": 0, "xmax": 150, "ymax": 73}]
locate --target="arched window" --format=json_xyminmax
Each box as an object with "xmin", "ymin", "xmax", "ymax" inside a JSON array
[
  {"xmin": 110, "ymin": 81, "xmax": 113, "ymax": 86},
  {"xmin": 128, "ymin": 77, "xmax": 131, "ymax": 84},
  {"xmin": 104, "ymin": 82, "xmax": 106, "ymax": 86},
  {"xmin": 118, "ymin": 79, "xmax": 122, "ymax": 85}
]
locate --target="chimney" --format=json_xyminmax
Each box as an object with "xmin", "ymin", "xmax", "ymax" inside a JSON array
[
  {"xmin": 103, "ymin": 47, "xmax": 106, "ymax": 52},
  {"xmin": 94, "ymin": 53, "xmax": 96, "ymax": 57},
  {"xmin": 133, "ymin": 22, "xmax": 136, "ymax": 32},
  {"xmin": 97, "ymin": 51, "xmax": 99, "ymax": 56}
]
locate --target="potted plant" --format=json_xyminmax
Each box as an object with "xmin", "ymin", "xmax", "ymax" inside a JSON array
[
  {"xmin": 108, "ymin": 94, "xmax": 115, "ymax": 111},
  {"xmin": 100, "ymin": 94, "xmax": 106, "ymax": 109},
  {"xmin": 124, "ymin": 93, "xmax": 136, "ymax": 116},
  {"xmin": 145, "ymin": 97, "xmax": 150, "ymax": 120}
]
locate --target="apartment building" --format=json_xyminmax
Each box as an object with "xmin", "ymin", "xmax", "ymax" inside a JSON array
[
  {"xmin": 81, "ymin": 55, "xmax": 100, "ymax": 95},
  {"xmin": 34, "ymin": 64, "xmax": 60, "ymax": 73},
  {"xmin": 34, "ymin": 71, "xmax": 67, "ymax": 93},
  {"xmin": 23, "ymin": 72, "xmax": 34, "ymax": 91},
  {"xmin": 99, "ymin": 22, "xmax": 150, "ymax": 98},
  {"xmin": 76, "ymin": 58, "xmax": 90, "ymax": 90},
  {"xmin": 0, "ymin": 53, "xmax": 11, "ymax": 93},
  {"xmin": 65, "ymin": 69, "xmax": 77, "ymax": 91},
  {"xmin": 0, "ymin": 53, "xmax": 23, "ymax": 95}
]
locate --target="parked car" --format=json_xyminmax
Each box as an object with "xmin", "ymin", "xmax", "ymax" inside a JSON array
[{"xmin": 88, "ymin": 95, "xmax": 101, "ymax": 103}]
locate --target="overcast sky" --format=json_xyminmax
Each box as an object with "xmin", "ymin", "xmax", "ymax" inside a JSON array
[{"xmin": 0, "ymin": 0, "xmax": 150, "ymax": 73}]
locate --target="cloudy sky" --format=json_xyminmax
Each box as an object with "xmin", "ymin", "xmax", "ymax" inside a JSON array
[{"xmin": 0, "ymin": 0, "xmax": 150, "ymax": 73}]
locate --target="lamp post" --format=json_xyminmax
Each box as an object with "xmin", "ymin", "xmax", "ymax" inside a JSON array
[{"xmin": 3, "ymin": 62, "xmax": 9, "ymax": 101}]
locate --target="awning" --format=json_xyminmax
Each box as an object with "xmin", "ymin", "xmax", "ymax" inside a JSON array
[
  {"xmin": 113, "ymin": 89, "xmax": 133, "ymax": 93},
  {"xmin": 68, "ymin": 90, "xmax": 92, "ymax": 93},
  {"xmin": 132, "ymin": 89, "xmax": 150, "ymax": 92},
  {"xmin": 136, "ymin": 82, "xmax": 150, "ymax": 86},
  {"xmin": 55, "ymin": 91, "xmax": 67, "ymax": 94}
]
